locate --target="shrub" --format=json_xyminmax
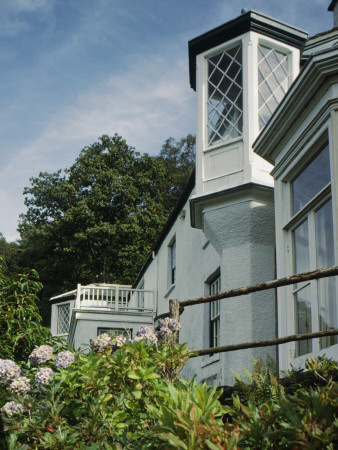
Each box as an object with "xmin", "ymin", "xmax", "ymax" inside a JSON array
[{"xmin": 0, "ymin": 259, "xmax": 52, "ymax": 362}]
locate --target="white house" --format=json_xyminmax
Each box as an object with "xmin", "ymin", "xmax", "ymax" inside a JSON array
[{"xmin": 50, "ymin": 3, "xmax": 338, "ymax": 385}]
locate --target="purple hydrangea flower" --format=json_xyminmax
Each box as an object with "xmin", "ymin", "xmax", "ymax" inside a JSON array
[
  {"xmin": 90, "ymin": 333, "xmax": 113, "ymax": 353},
  {"xmin": 0, "ymin": 360, "xmax": 25, "ymax": 385},
  {"xmin": 114, "ymin": 335, "xmax": 126, "ymax": 348},
  {"xmin": 53, "ymin": 351, "xmax": 74, "ymax": 370},
  {"xmin": 35, "ymin": 367, "xmax": 54, "ymax": 388},
  {"xmin": 8, "ymin": 376, "xmax": 31, "ymax": 395},
  {"xmin": 1, "ymin": 401, "xmax": 24, "ymax": 416},
  {"xmin": 135, "ymin": 326, "xmax": 158, "ymax": 345},
  {"xmin": 29, "ymin": 345, "xmax": 54, "ymax": 365}
]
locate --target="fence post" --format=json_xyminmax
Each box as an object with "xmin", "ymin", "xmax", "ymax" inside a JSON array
[{"xmin": 169, "ymin": 299, "xmax": 180, "ymax": 343}]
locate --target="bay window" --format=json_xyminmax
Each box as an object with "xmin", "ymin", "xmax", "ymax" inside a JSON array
[{"xmin": 287, "ymin": 144, "xmax": 337, "ymax": 356}]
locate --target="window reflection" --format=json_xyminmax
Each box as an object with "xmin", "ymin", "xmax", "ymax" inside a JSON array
[
  {"xmin": 292, "ymin": 145, "xmax": 330, "ymax": 214},
  {"xmin": 315, "ymin": 200, "xmax": 337, "ymax": 348}
]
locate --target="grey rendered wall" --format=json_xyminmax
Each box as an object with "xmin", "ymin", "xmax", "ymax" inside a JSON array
[{"xmin": 204, "ymin": 199, "xmax": 276, "ymax": 385}]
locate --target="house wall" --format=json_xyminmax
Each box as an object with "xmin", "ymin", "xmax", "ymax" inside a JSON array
[
  {"xmin": 203, "ymin": 193, "xmax": 276, "ymax": 385},
  {"xmin": 139, "ymin": 183, "xmax": 276, "ymax": 386},
  {"xmin": 71, "ymin": 311, "xmax": 154, "ymax": 351}
]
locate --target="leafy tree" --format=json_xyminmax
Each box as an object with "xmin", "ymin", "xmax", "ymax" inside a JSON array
[
  {"xmin": 158, "ymin": 134, "xmax": 195, "ymax": 209},
  {"xmin": 0, "ymin": 234, "xmax": 19, "ymax": 276},
  {"xmin": 0, "ymin": 259, "xmax": 52, "ymax": 361},
  {"xmin": 18, "ymin": 134, "xmax": 194, "ymax": 322}
]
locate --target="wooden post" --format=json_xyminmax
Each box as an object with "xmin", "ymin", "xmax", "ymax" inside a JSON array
[{"xmin": 169, "ymin": 299, "xmax": 180, "ymax": 343}]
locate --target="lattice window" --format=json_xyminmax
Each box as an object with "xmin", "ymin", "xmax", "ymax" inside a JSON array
[
  {"xmin": 258, "ymin": 44, "xmax": 289, "ymax": 129},
  {"xmin": 207, "ymin": 44, "xmax": 243, "ymax": 146},
  {"xmin": 210, "ymin": 276, "xmax": 221, "ymax": 348},
  {"xmin": 57, "ymin": 304, "xmax": 70, "ymax": 335}
]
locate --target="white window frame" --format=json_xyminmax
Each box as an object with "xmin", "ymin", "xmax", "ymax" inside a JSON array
[
  {"xmin": 257, "ymin": 38, "xmax": 292, "ymax": 130},
  {"xmin": 203, "ymin": 38, "xmax": 243, "ymax": 151},
  {"xmin": 57, "ymin": 302, "xmax": 71, "ymax": 336},
  {"xmin": 209, "ymin": 275, "xmax": 221, "ymax": 348},
  {"xmin": 277, "ymin": 128, "xmax": 338, "ymax": 369}
]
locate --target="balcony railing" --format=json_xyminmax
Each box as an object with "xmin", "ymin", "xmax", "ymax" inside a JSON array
[{"xmin": 74, "ymin": 284, "xmax": 155, "ymax": 313}]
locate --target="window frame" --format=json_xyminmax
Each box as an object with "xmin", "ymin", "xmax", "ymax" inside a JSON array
[
  {"xmin": 209, "ymin": 274, "xmax": 221, "ymax": 349},
  {"xmin": 97, "ymin": 327, "xmax": 132, "ymax": 339},
  {"xmin": 257, "ymin": 38, "xmax": 291, "ymax": 130},
  {"xmin": 168, "ymin": 236, "xmax": 176, "ymax": 288},
  {"xmin": 203, "ymin": 38, "xmax": 243, "ymax": 151},
  {"xmin": 281, "ymin": 138, "xmax": 338, "ymax": 363},
  {"xmin": 57, "ymin": 302, "xmax": 71, "ymax": 336}
]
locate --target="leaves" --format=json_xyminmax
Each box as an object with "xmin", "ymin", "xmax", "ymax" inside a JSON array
[{"xmin": 17, "ymin": 133, "xmax": 195, "ymax": 322}]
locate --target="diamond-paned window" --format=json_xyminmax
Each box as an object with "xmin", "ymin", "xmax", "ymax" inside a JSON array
[
  {"xmin": 207, "ymin": 44, "xmax": 243, "ymax": 146},
  {"xmin": 57, "ymin": 304, "xmax": 70, "ymax": 335},
  {"xmin": 258, "ymin": 44, "xmax": 289, "ymax": 129}
]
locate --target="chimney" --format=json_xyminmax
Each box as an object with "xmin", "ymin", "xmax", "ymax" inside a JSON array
[{"xmin": 328, "ymin": 0, "xmax": 338, "ymax": 28}]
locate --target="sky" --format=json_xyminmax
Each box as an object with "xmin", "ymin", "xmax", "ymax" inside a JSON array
[{"xmin": 0, "ymin": 0, "xmax": 333, "ymax": 242}]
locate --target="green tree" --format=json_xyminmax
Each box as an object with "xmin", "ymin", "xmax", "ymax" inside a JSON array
[
  {"xmin": 158, "ymin": 134, "xmax": 195, "ymax": 209},
  {"xmin": 18, "ymin": 134, "xmax": 194, "ymax": 322},
  {"xmin": 0, "ymin": 233, "xmax": 19, "ymax": 276}
]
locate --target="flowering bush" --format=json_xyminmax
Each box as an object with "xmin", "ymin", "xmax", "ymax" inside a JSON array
[
  {"xmin": 35, "ymin": 367, "xmax": 54, "ymax": 388},
  {"xmin": 134, "ymin": 325, "xmax": 158, "ymax": 344},
  {"xmin": 90, "ymin": 333, "xmax": 113, "ymax": 353},
  {"xmin": 0, "ymin": 325, "xmax": 337, "ymax": 449},
  {"xmin": 114, "ymin": 334, "xmax": 126, "ymax": 348},
  {"xmin": 8, "ymin": 376, "xmax": 30, "ymax": 395},
  {"xmin": 1, "ymin": 401, "xmax": 24, "ymax": 417},
  {"xmin": 29, "ymin": 345, "xmax": 54, "ymax": 365},
  {"xmin": 53, "ymin": 351, "xmax": 74, "ymax": 370},
  {"xmin": 0, "ymin": 360, "xmax": 24, "ymax": 385}
]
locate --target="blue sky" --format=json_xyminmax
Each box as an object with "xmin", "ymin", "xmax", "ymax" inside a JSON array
[{"xmin": 0, "ymin": 0, "xmax": 332, "ymax": 242}]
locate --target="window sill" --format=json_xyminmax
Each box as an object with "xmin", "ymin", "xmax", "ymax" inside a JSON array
[
  {"xmin": 164, "ymin": 284, "xmax": 175, "ymax": 299},
  {"xmin": 203, "ymin": 136, "xmax": 242, "ymax": 154}
]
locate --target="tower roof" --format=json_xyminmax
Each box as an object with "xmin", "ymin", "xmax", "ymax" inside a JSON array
[
  {"xmin": 328, "ymin": 0, "xmax": 338, "ymax": 11},
  {"xmin": 188, "ymin": 9, "xmax": 308, "ymax": 90}
]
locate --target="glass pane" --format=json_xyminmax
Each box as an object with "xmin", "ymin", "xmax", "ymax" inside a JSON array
[
  {"xmin": 295, "ymin": 284, "xmax": 312, "ymax": 356},
  {"xmin": 315, "ymin": 200, "xmax": 337, "ymax": 348},
  {"xmin": 57, "ymin": 304, "xmax": 70, "ymax": 334},
  {"xmin": 292, "ymin": 145, "xmax": 330, "ymax": 214},
  {"xmin": 294, "ymin": 220, "xmax": 312, "ymax": 356},
  {"xmin": 210, "ymin": 276, "xmax": 221, "ymax": 348},
  {"xmin": 258, "ymin": 45, "xmax": 288, "ymax": 129},
  {"xmin": 208, "ymin": 45, "xmax": 242, "ymax": 146},
  {"xmin": 294, "ymin": 220, "xmax": 310, "ymax": 275}
]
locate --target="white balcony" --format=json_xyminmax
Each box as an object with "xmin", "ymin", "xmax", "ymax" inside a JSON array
[{"xmin": 50, "ymin": 283, "xmax": 155, "ymax": 350}]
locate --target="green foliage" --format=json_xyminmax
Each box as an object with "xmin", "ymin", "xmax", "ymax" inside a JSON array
[
  {"xmin": 0, "ymin": 233, "xmax": 19, "ymax": 276},
  {"xmin": 0, "ymin": 258, "xmax": 52, "ymax": 361},
  {"xmin": 1, "ymin": 340, "xmax": 193, "ymax": 449},
  {"xmin": 1, "ymin": 335, "xmax": 337, "ymax": 450},
  {"xmin": 158, "ymin": 134, "xmax": 195, "ymax": 206},
  {"xmin": 222, "ymin": 356, "xmax": 338, "ymax": 449},
  {"xmin": 18, "ymin": 134, "xmax": 195, "ymax": 322},
  {"xmin": 149, "ymin": 380, "xmax": 225, "ymax": 449}
]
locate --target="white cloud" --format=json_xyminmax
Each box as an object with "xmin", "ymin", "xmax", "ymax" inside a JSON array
[{"xmin": 0, "ymin": 52, "xmax": 195, "ymax": 241}]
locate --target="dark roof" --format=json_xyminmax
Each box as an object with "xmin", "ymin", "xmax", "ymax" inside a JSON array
[
  {"xmin": 133, "ymin": 169, "xmax": 195, "ymax": 287},
  {"xmin": 188, "ymin": 10, "xmax": 308, "ymax": 90},
  {"xmin": 329, "ymin": 1, "xmax": 338, "ymax": 11}
]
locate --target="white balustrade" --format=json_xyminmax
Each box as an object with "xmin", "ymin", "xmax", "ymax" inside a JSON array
[{"xmin": 75, "ymin": 284, "xmax": 154, "ymax": 312}]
